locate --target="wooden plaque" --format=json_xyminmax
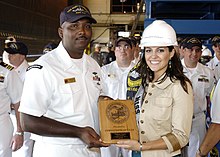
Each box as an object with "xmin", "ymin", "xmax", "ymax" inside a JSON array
[{"xmin": 98, "ymin": 99, "xmax": 139, "ymax": 144}]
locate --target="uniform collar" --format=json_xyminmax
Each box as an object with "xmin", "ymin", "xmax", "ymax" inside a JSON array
[
  {"xmin": 152, "ymin": 74, "xmax": 173, "ymax": 90},
  {"xmin": 55, "ymin": 42, "xmax": 87, "ymax": 72},
  {"xmin": 181, "ymin": 59, "xmax": 203, "ymax": 74},
  {"xmin": 15, "ymin": 59, "xmax": 29, "ymax": 73},
  {"xmin": 213, "ymin": 56, "xmax": 220, "ymax": 66},
  {"xmin": 114, "ymin": 61, "xmax": 135, "ymax": 73}
]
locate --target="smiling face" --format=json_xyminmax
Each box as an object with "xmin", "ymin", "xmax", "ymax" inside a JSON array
[
  {"xmin": 144, "ymin": 46, "xmax": 174, "ymax": 80},
  {"xmin": 183, "ymin": 46, "xmax": 202, "ymax": 68},
  {"xmin": 212, "ymin": 43, "xmax": 220, "ymax": 59},
  {"xmin": 58, "ymin": 18, "xmax": 92, "ymax": 59}
]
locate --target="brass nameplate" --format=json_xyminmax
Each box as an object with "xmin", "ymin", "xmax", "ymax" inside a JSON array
[{"xmin": 98, "ymin": 100, "xmax": 139, "ymax": 144}]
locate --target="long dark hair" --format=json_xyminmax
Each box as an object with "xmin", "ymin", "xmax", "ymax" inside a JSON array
[{"xmin": 136, "ymin": 46, "xmax": 192, "ymax": 93}]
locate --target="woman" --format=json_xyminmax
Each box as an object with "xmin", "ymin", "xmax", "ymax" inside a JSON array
[{"xmin": 117, "ymin": 20, "xmax": 194, "ymax": 157}]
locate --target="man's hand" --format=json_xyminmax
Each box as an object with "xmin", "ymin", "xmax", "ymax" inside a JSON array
[
  {"xmin": 79, "ymin": 126, "xmax": 109, "ymax": 148},
  {"xmin": 10, "ymin": 133, "xmax": 24, "ymax": 151},
  {"xmin": 98, "ymin": 95, "xmax": 113, "ymax": 101}
]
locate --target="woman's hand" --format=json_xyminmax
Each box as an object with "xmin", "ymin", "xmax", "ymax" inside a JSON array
[{"xmin": 116, "ymin": 140, "xmax": 141, "ymax": 151}]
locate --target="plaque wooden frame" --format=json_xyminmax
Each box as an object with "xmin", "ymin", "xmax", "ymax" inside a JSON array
[{"xmin": 98, "ymin": 99, "xmax": 139, "ymax": 144}]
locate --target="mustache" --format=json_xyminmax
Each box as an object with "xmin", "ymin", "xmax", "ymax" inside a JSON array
[{"xmin": 76, "ymin": 36, "xmax": 88, "ymax": 40}]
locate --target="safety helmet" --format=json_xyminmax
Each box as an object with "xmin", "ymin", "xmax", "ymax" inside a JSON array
[
  {"xmin": 202, "ymin": 45, "xmax": 212, "ymax": 57},
  {"xmin": 140, "ymin": 20, "xmax": 178, "ymax": 49}
]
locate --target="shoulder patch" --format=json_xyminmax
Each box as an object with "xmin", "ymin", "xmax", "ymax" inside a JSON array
[
  {"xmin": 27, "ymin": 64, "xmax": 43, "ymax": 71},
  {"xmin": 0, "ymin": 61, "xmax": 14, "ymax": 71}
]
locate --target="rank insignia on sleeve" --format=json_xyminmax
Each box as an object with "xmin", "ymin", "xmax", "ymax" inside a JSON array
[
  {"xmin": 26, "ymin": 64, "xmax": 43, "ymax": 71},
  {"xmin": 64, "ymin": 77, "xmax": 76, "ymax": 84}
]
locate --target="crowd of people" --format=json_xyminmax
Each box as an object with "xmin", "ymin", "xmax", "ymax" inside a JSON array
[{"xmin": 0, "ymin": 3, "xmax": 220, "ymax": 157}]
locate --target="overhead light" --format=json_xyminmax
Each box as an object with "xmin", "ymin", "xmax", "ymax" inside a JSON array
[{"xmin": 118, "ymin": 31, "xmax": 130, "ymax": 37}]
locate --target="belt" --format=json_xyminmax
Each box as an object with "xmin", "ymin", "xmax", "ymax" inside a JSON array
[{"xmin": 193, "ymin": 111, "xmax": 206, "ymax": 119}]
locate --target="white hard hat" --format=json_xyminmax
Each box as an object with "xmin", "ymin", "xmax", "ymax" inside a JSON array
[
  {"xmin": 140, "ymin": 20, "xmax": 178, "ymax": 49},
  {"xmin": 5, "ymin": 36, "xmax": 16, "ymax": 44},
  {"xmin": 202, "ymin": 45, "xmax": 212, "ymax": 57}
]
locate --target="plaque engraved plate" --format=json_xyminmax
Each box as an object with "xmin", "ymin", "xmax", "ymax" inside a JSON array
[{"xmin": 99, "ymin": 100, "xmax": 139, "ymax": 144}]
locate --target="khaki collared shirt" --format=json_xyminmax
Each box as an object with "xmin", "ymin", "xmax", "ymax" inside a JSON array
[{"xmin": 139, "ymin": 77, "xmax": 193, "ymax": 157}]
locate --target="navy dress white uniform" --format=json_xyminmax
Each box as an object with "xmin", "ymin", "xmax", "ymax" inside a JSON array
[
  {"xmin": 4, "ymin": 41, "xmax": 34, "ymax": 157},
  {"xmin": 101, "ymin": 37, "xmax": 135, "ymax": 157},
  {"xmin": 19, "ymin": 42, "xmax": 103, "ymax": 157},
  {"xmin": 211, "ymin": 79, "xmax": 220, "ymax": 123},
  {"xmin": 13, "ymin": 59, "xmax": 29, "ymax": 82},
  {"xmin": 101, "ymin": 61, "xmax": 135, "ymax": 157},
  {"xmin": 102, "ymin": 61, "xmax": 135, "ymax": 100},
  {"xmin": 206, "ymin": 56, "xmax": 220, "ymax": 81},
  {"xmin": 181, "ymin": 59, "xmax": 215, "ymax": 156},
  {"xmin": 196, "ymin": 79, "xmax": 220, "ymax": 157},
  {"xmin": 0, "ymin": 62, "xmax": 23, "ymax": 157},
  {"xmin": 206, "ymin": 35, "xmax": 220, "ymax": 81},
  {"xmin": 11, "ymin": 59, "xmax": 33, "ymax": 157}
]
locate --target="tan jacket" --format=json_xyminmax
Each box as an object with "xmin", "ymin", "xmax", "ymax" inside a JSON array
[{"xmin": 139, "ymin": 77, "xmax": 193, "ymax": 157}]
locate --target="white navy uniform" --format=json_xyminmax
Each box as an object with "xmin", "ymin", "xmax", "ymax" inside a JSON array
[
  {"xmin": 10, "ymin": 59, "xmax": 34, "ymax": 157},
  {"xmin": 181, "ymin": 59, "xmax": 215, "ymax": 157},
  {"xmin": 206, "ymin": 56, "xmax": 220, "ymax": 81},
  {"xmin": 19, "ymin": 42, "xmax": 103, "ymax": 157},
  {"xmin": 2, "ymin": 51, "xmax": 12, "ymax": 66},
  {"xmin": 14, "ymin": 59, "xmax": 29, "ymax": 82},
  {"xmin": 0, "ymin": 62, "xmax": 23, "ymax": 157},
  {"xmin": 211, "ymin": 79, "xmax": 220, "ymax": 124},
  {"xmin": 101, "ymin": 61, "xmax": 135, "ymax": 157}
]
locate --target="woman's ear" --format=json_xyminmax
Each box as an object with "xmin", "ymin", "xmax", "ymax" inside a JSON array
[
  {"xmin": 169, "ymin": 48, "xmax": 175, "ymax": 59},
  {"xmin": 58, "ymin": 27, "xmax": 63, "ymax": 39}
]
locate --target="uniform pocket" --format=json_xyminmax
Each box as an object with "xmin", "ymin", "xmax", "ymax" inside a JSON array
[
  {"xmin": 57, "ymin": 84, "xmax": 81, "ymax": 115},
  {"xmin": 59, "ymin": 83, "xmax": 81, "ymax": 94},
  {"xmin": 152, "ymin": 97, "xmax": 172, "ymax": 120}
]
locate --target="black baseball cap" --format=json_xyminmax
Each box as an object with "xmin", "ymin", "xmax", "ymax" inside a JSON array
[
  {"xmin": 4, "ymin": 42, "xmax": 28, "ymax": 55},
  {"xmin": 115, "ymin": 37, "xmax": 132, "ymax": 48},
  {"xmin": 183, "ymin": 37, "xmax": 202, "ymax": 49},
  {"xmin": 43, "ymin": 42, "xmax": 58, "ymax": 53},
  {"xmin": 211, "ymin": 36, "xmax": 220, "ymax": 45},
  {"xmin": 60, "ymin": 4, "xmax": 97, "ymax": 26}
]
